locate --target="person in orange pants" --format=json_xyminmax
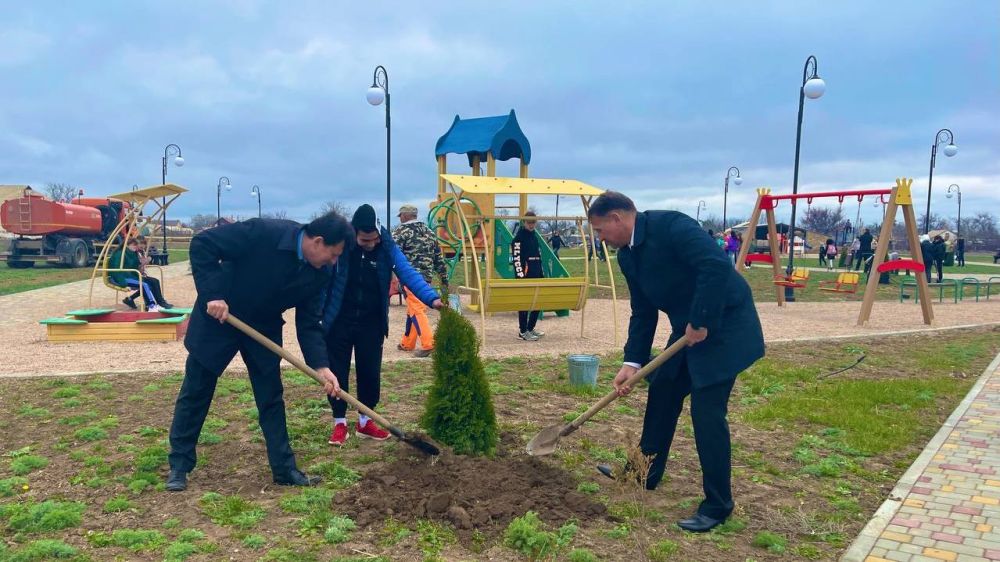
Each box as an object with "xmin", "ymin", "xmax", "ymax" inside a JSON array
[{"xmin": 392, "ymin": 204, "xmax": 449, "ymax": 358}]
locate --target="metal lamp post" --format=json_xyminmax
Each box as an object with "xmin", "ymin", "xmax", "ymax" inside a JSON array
[
  {"xmin": 946, "ymin": 184, "xmax": 961, "ymax": 238},
  {"xmin": 250, "ymin": 185, "xmax": 262, "ymax": 218},
  {"xmin": 216, "ymin": 176, "xmax": 232, "ymax": 223},
  {"xmin": 696, "ymin": 200, "xmax": 707, "ymax": 223},
  {"xmin": 160, "ymin": 144, "xmax": 184, "ymax": 262},
  {"xmin": 785, "ymin": 55, "xmax": 826, "ymax": 302},
  {"xmin": 722, "ymin": 166, "xmax": 742, "ymax": 230},
  {"xmin": 366, "ymin": 65, "xmax": 390, "ymax": 228},
  {"xmin": 925, "ymin": 129, "xmax": 958, "ymax": 234}
]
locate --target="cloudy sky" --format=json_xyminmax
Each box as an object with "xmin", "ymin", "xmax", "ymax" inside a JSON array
[{"xmin": 1, "ymin": 1, "xmax": 997, "ymax": 228}]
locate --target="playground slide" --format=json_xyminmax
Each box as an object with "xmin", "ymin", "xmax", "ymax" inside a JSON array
[{"xmin": 493, "ymin": 221, "xmax": 571, "ymax": 316}]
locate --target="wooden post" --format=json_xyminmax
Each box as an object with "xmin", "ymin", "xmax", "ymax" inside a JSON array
[
  {"xmin": 519, "ymin": 161, "xmax": 529, "ymax": 217},
  {"xmin": 764, "ymin": 205, "xmax": 785, "ymax": 306},
  {"xmin": 736, "ymin": 189, "xmax": 767, "ymax": 269},
  {"xmin": 471, "ymin": 155, "xmax": 480, "ymax": 176},
  {"xmin": 857, "ymin": 198, "xmax": 897, "ymax": 326},
  {"xmin": 437, "ymin": 156, "xmax": 447, "ymax": 194},
  {"xmin": 486, "ymin": 153, "xmax": 496, "ymax": 177},
  {"xmin": 900, "ymin": 192, "xmax": 934, "ymax": 324}
]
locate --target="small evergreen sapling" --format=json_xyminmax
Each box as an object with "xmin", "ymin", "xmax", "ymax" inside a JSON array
[{"xmin": 421, "ymin": 307, "xmax": 498, "ymax": 455}]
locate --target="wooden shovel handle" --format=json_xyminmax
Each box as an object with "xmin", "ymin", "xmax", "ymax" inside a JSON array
[
  {"xmin": 563, "ymin": 335, "xmax": 689, "ymax": 435},
  {"xmin": 225, "ymin": 315, "xmax": 396, "ymax": 432}
]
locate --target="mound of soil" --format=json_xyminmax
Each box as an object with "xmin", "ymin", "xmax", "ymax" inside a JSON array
[{"xmin": 335, "ymin": 448, "xmax": 608, "ymax": 537}]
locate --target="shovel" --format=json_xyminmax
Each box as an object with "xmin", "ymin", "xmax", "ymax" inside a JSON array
[
  {"xmin": 225, "ymin": 314, "xmax": 440, "ymax": 456},
  {"xmin": 526, "ymin": 335, "xmax": 689, "ymax": 456}
]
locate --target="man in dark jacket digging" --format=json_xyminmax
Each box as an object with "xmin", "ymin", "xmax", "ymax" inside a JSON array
[
  {"xmin": 588, "ymin": 191, "xmax": 765, "ymax": 533},
  {"xmin": 322, "ymin": 204, "xmax": 443, "ymax": 447},
  {"xmin": 166, "ymin": 213, "xmax": 352, "ymax": 492}
]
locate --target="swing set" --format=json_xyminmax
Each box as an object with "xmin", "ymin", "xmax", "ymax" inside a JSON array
[{"xmin": 735, "ymin": 178, "xmax": 934, "ymax": 326}]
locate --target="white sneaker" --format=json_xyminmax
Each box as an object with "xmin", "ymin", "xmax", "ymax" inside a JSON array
[
  {"xmin": 519, "ymin": 331, "xmax": 539, "ymax": 341},
  {"xmin": 148, "ymin": 304, "xmax": 160, "ymax": 312},
  {"xmin": 529, "ymin": 329, "xmax": 545, "ymax": 338}
]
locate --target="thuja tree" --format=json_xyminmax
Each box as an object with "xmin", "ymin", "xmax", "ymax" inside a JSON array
[{"xmin": 421, "ymin": 307, "xmax": 497, "ymax": 456}]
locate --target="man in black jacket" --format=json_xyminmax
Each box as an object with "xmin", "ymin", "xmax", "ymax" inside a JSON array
[
  {"xmin": 166, "ymin": 213, "xmax": 353, "ymax": 492},
  {"xmin": 589, "ymin": 192, "xmax": 765, "ymax": 533},
  {"xmin": 855, "ymin": 228, "xmax": 874, "ymax": 273}
]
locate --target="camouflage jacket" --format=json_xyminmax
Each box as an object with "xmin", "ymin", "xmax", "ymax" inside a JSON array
[{"xmin": 392, "ymin": 221, "xmax": 448, "ymax": 286}]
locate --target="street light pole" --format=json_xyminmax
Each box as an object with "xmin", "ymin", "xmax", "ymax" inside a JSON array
[
  {"xmin": 925, "ymin": 129, "xmax": 958, "ymax": 234},
  {"xmin": 785, "ymin": 55, "xmax": 826, "ymax": 302},
  {"xmin": 217, "ymin": 176, "xmax": 231, "ymax": 224},
  {"xmin": 946, "ymin": 184, "xmax": 961, "ymax": 238},
  {"xmin": 367, "ymin": 65, "xmax": 390, "ymax": 228},
  {"xmin": 250, "ymin": 185, "xmax": 262, "ymax": 218},
  {"xmin": 696, "ymin": 200, "xmax": 706, "ymax": 223},
  {"xmin": 161, "ymin": 144, "xmax": 184, "ymax": 263},
  {"xmin": 723, "ymin": 166, "xmax": 742, "ymax": 230}
]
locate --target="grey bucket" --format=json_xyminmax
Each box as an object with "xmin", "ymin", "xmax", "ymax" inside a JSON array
[
  {"xmin": 567, "ymin": 354, "xmax": 600, "ymax": 387},
  {"xmin": 448, "ymin": 294, "xmax": 463, "ymax": 314}
]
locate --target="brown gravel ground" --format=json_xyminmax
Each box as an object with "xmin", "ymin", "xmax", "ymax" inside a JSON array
[{"xmin": 1, "ymin": 262, "xmax": 997, "ymax": 377}]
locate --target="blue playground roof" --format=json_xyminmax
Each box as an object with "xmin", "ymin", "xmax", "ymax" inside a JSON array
[{"xmin": 434, "ymin": 109, "xmax": 531, "ymax": 166}]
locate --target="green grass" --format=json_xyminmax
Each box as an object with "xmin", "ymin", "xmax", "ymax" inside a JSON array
[
  {"xmin": 102, "ymin": 495, "xmax": 134, "ymax": 513},
  {"xmin": 2, "ymin": 539, "xmax": 79, "ymax": 561},
  {"xmin": 323, "ymin": 515, "xmax": 357, "ymax": 544},
  {"xmin": 199, "ymin": 492, "xmax": 266, "ymax": 529},
  {"xmin": 0, "ymin": 477, "xmax": 30, "ymax": 497},
  {"xmin": 88, "ymin": 528, "xmax": 167, "ymax": 551},
  {"xmin": 752, "ymin": 531, "xmax": 788, "ymax": 553},
  {"xmin": 73, "ymin": 426, "xmax": 108, "ymax": 442},
  {"xmin": 0, "ymin": 248, "xmax": 190, "ymax": 296},
  {"xmin": 10, "ymin": 455, "xmax": 49, "ymax": 476},
  {"xmin": 0, "ymin": 500, "xmax": 87, "ymax": 533}
]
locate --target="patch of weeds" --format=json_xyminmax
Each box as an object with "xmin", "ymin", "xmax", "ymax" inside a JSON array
[
  {"xmin": 52, "ymin": 386, "xmax": 81, "ymax": 399},
  {"xmin": 614, "ymin": 404, "xmax": 641, "ymax": 416},
  {"xmin": 1, "ymin": 500, "xmax": 87, "ymax": 533},
  {"xmin": 87, "ymin": 380, "xmax": 114, "ymax": 391},
  {"xmin": 308, "ymin": 461, "xmax": 360, "ymax": 488},
  {"xmin": 713, "ymin": 518, "xmax": 747, "ymax": 535},
  {"xmin": 3, "ymin": 539, "xmax": 78, "ymax": 561},
  {"xmin": 503, "ymin": 512, "xmax": 577, "ymax": 560},
  {"xmin": 585, "ymin": 444, "xmax": 626, "ymax": 464},
  {"xmin": 197, "ymin": 432, "xmax": 223, "ymax": 445},
  {"xmin": 60, "ymin": 398, "xmax": 83, "ymax": 408},
  {"xmin": 199, "ymin": 492, "xmax": 266, "ymax": 529},
  {"xmin": 416, "ymin": 519, "xmax": 457, "ymax": 560},
  {"xmin": 243, "ymin": 407, "xmax": 259, "ymax": 421},
  {"xmin": 568, "ymin": 548, "xmax": 600, "ymax": 562},
  {"xmin": 88, "ymin": 528, "xmax": 167, "ymax": 551},
  {"xmin": 135, "ymin": 445, "xmax": 168, "ymax": 472},
  {"xmin": 647, "ymin": 539, "xmax": 679, "ymax": 560},
  {"xmin": 203, "ymin": 417, "xmax": 228, "ymax": 431},
  {"xmin": 176, "ymin": 529, "xmax": 205, "ymax": 542},
  {"xmin": 752, "ymin": 531, "xmax": 788, "ymax": 553},
  {"xmin": 138, "ymin": 426, "xmax": 163, "ymax": 438},
  {"xmin": 577, "ymin": 481, "xmax": 600, "ymax": 494},
  {"xmin": 142, "ymin": 383, "xmax": 161, "ymax": 392},
  {"xmin": 103, "ymin": 496, "xmax": 133, "ymax": 513},
  {"xmin": 279, "ymin": 488, "xmax": 335, "ymax": 514},
  {"xmin": 163, "ymin": 541, "xmax": 198, "ymax": 561},
  {"xmin": 97, "ymin": 415, "xmax": 119, "ymax": 429},
  {"xmin": 802, "ymin": 454, "xmax": 856, "ymax": 478},
  {"xmin": 378, "ymin": 517, "xmax": 411, "ymax": 547},
  {"xmin": 323, "ymin": 515, "xmax": 357, "ymax": 544},
  {"xmin": 261, "ymin": 547, "xmax": 318, "ymax": 562},
  {"xmin": 283, "ymin": 371, "xmax": 314, "ymax": 386},
  {"xmin": 242, "ymin": 534, "xmax": 267, "ymax": 549},
  {"xmin": 0, "ymin": 477, "xmax": 30, "ymax": 497},
  {"xmin": 74, "ymin": 426, "xmax": 108, "ymax": 442},
  {"xmin": 162, "ymin": 518, "xmax": 181, "ymax": 529},
  {"xmin": 604, "ymin": 523, "xmax": 629, "ymax": 539},
  {"xmin": 127, "ymin": 472, "xmax": 160, "ymax": 494},
  {"xmin": 18, "ymin": 405, "xmax": 50, "ymax": 418},
  {"xmin": 794, "ymin": 543, "xmax": 824, "ymax": 559},
  {"xmin": 10, "ymin": 455, "xmax": 48, "ymax": 476}
]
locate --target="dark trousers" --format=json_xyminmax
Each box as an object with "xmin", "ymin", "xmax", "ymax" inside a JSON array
[
  {"xmin": 855, "ymin": 252, "xmax": 873, "ymax": 272},
  {"xmin": 518, "ymin": 310, "xmax": 540, "ymax": 333},
  {"xmin": 326, "ymin": 317, "xmax": 384, "ymax": 419},
  {"xmin": 126, "ymin": 276, "xmax": 166, "ymax": 306},
  {"xmin": 168, "ymin": 336, "xmax": 297, "ymax": 477},
  {"xmin": 640, "ymin": 354, "xmax": 737, "ymax": 520},
  {"xmin": 934, "ymin": 259, "xmax": 943, "ymax": 283}
]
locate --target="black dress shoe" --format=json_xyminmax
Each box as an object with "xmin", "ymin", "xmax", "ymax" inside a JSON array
[
  {"xmin": 159, "ymin": 302, "xmax": 174, "ymax": 309},
  {"xmin": 678, "ymin": 513, "xmax": 725, "ymax": 533},
  {"xmin": 166, "ymin": 470, "xmax": 187, "ymax": 492},
  {"xmin": 122, "ymin": 297, "xmax": 137, "ymax": 310},
  {"xmin": 273, "ymin": 469, "xmax": 321, "ymax": 487}
]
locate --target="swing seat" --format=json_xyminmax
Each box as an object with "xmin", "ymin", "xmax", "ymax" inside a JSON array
[
  {"xmin": 773, "ymin": 267, "xmax": 810, "ymax": 288},
  {"xmin": 819, "ymin": 272, "xmax": 860, "ymax": 294},
  {"xmin": 877, "ymin": 259, "xmax": 925, "ymax": 274},
  {"xmin": 475, "ymin": 277, "xmax": 588, "ymax": 313},
  {"xmin": 745, "ymin": 253, "xmax": 773, "ymax": 265}
]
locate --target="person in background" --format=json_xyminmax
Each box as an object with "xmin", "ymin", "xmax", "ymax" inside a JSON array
[
  {"xmin": 512, "ymin": 211, "xmax": 545, "ymax": 341},
  {"xmin": 550, "ymin": 230, "xmax": 564, "ymax": 258},
  {"xmin": 919, "ymin": 234, "xmax": 934, "ymax": 283},
  {"xmin": 956, "ymin": 237, "xmax": 965, "ymax": 267},
  {"xmin": 323, "ymin": 205, "xmax": 443, "ymax": 446},
  {"xmin": 848, "ymin": 237, "xmax": 860, "ymax": 269},
  {"xmin": 392, "ymin": 204, "xmax": 449, "ymax": 358},
  {"xmin": 825, "ymin": 238, "xmax": 838, "ymax": 271},
  {"xmin": 111, "ymin": 237, "xmax": 173, "ymax": 311},
  {"xmin": 856, "ymin": 228, "xmax": 874, "ymax": 273},
  {"xmin": 931, "ymin": 235, "xmax": 946, "ymax": 283}
]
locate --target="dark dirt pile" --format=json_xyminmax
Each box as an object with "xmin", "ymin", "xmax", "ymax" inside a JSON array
[{"xmin": 335, "ymin": 450, "xmax": 608, "ymax": 537}]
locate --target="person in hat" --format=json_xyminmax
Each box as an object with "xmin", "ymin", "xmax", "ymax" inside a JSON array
[
  {"xmin": 321, "ymin": 204, "xmax": 443, "ymax": 446},
  {"xmin": 392, "ymin": 204, "xmax": 449, "ymax": 357},
  {"xmin": 512, "ymin": 210, "xmax": 545, "ymax": 341}
]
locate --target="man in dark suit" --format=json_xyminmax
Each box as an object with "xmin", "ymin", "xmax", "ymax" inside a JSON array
[
  {"xmin": 589, "ymin": 191, "xmax": 765, "ymax": 532},
  {"xmin": 166, "ymin": 212, "xmax": 354, "ymax": 492}
]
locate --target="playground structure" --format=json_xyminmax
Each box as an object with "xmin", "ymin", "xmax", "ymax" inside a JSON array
[
  {"xmin": 39, "ymin": 184, "xmax": 191, "ymax": 342},
  {"xmin": 427, "ymin": 110, "xmax": 619, "ymax": 341},
  {"xmin": 735, "ymin": 178, "xmax": 933, "ymax": 327}
]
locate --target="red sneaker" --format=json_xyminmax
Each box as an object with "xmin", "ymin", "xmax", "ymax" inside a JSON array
[
  {"xmin": 328, "ymin": 423, "xmax": 349, "ymax": 446},
  {"xmin": 356, "ymin": 420, "xmax": 390, "ymax": 441}
]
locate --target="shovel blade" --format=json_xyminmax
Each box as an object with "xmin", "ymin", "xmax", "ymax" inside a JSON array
[{"xmin": 526, "ymin": 423, "xmax": 570, "ymax": 456}]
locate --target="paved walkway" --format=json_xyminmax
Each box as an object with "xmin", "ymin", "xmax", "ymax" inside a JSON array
[{"xmin": 842, "ymin": 352, "xmax": 1000, "ymax": 562}]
